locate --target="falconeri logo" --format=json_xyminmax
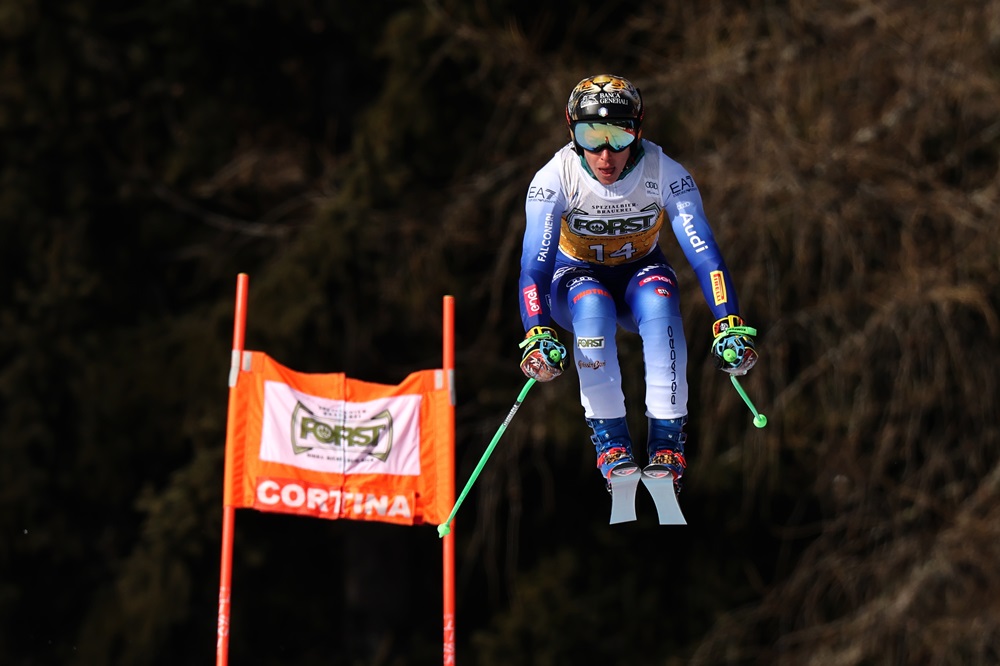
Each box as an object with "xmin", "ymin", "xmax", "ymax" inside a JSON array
[{"xmin": 291, "ymin": 402, "xmax": 393, "ymax": 460}]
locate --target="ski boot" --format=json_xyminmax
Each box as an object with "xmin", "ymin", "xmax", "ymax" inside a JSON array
[
  {"xmin": 645, "ymin": 416, "xmax": 688, "ymax": 493},
  {"xmin": 587, "ymin": 417, "xmax": 639, "ymax": 487}
]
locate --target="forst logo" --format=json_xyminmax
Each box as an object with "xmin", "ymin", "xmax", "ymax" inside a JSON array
[
  {"xmin": 576, "ymin": 336, "xmax": 605, "ymax": 349},
  {"xmin": 569, "ymin": 213, "xmax": 656, "ymax": 237},
  {"xmin": 291, "ymin": 403, "xmax": 393, "ymax": 461}
]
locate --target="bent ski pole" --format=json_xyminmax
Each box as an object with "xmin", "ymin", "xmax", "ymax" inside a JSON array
[
  {"xmin": 730, "ymin": 374, "xmax": 767, "ymax": 428},
  {"xmin": 437, "ymin": 378, "xmax": 537, "ymax": 538}
]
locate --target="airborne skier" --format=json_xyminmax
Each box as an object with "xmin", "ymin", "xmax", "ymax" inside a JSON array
[{"xmin": 516, "ymin": 74, "xmax": 759, "ymax": 521}]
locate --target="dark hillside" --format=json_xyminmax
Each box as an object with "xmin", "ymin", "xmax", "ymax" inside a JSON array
[{"xmin": 1, "ymin": 1, "xmax": 997, "ymax": 664}]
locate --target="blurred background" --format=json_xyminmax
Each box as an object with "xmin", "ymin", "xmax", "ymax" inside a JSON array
[{"xmin": 2, "ymin": 0, "xmax": 999, "ymax": 664}]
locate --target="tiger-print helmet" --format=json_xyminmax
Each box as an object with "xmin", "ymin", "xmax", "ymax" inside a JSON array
[{"xmin": 565, "ymin": 74, "xmax": 643, "ymax": 127}]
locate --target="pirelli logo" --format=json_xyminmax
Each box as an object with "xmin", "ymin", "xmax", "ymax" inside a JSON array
[{"xmin": 710, "ymin": 271, "xmax": 728, "ymax": 306}]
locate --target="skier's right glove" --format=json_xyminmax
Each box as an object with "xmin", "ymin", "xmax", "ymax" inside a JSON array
[
  {"xmin": 519, "ymin": 326, "xmax": 567, "ymax": 382},
  {"xmin": 711, "ymin": 315, "xmax": 759, "ymax": 376}
]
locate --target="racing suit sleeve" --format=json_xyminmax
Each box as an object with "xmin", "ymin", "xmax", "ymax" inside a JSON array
[
  {"xmin": 519, "ymin": 161, "xmax": 566, "ymax": 330},
  {"xmin": 663, "ymin": 161, "xmax": 741, "ymax": 320}
]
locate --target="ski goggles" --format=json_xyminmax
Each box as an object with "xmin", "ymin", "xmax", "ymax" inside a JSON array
[{"xmin": 572, "ymin": 121, "xmax": 638, "ymax": 153}]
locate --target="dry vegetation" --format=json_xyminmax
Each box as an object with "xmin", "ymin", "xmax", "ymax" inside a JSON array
[
  {"xmin": 670, "ymin": 3, "xmax": 1000, "ymax": 663},
  {"xmin": 11, "ymin": 1, "xmax": 995, "ymax": 662},
  {"xmin": 386, "ymin": 1, "xmax": 1000, "ymax": 662},
  {"xmin": 156, "ymin": 1, "xmax": 998, "ymax": 661}
]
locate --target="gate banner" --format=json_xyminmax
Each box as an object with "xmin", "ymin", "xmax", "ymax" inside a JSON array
[{"xmin": 224, "ymin": 351, "xmax": 452, "ymax": 526}]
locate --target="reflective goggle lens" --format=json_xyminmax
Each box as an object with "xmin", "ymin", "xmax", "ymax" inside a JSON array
[{"xmin": 573, "ymin": 122, "xmax": 637, "ymax": 152}]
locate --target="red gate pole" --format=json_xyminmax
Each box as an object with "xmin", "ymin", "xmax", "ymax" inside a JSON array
[
  {"xmin": 217, "ymin": 273, "xmax": 249, "ymax": 665},
  {"xmin": 442, "ymin": 296, "xmax": 456, "ymax": 665}
]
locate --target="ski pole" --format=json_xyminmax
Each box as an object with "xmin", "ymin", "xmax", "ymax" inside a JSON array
[
  {"xmin": 729, "ymin": 374, "xmax": 767, "ymax": 428},
  {"xmin": 437, "ymin": 377, "xmax": 537, "ymax": 538}
]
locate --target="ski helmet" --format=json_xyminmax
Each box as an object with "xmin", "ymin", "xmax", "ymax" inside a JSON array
[{"xmin": 566, "ymin": 74, "xmax": 643, "ymax": 127}]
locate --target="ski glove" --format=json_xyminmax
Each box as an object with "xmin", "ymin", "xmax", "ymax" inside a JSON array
[
  {"xmin": 711, "ymin": 315, "xmax": 759, "ymax": 376},
  {"xmin": 519, "ymin": 326, "xmax": 567, "ymax": 382}
]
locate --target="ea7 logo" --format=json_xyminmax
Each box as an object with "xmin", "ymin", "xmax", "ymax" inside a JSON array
[
  {"xmin": 528, "ymin": 186, "xmax": 557, "ymax": 201},
  {"xmin": 669, "ymin": 176, "xmax": 697, "ymax": 196}
]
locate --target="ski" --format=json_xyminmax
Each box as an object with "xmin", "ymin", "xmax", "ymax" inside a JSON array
[
  {"xmin": 607, "ymin": 468, "xmax": 641, "ymax": 524},
  {"xmin": 640, "ymin": 469, "xmax": 687, "ymax": 525},
  {"xmin": 604, "ymin": 466, "xmax": 687, "ymax": 526}
]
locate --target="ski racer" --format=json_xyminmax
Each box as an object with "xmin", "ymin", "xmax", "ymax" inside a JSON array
[{"xmin": 517, "ymin": 74, "xmax": 759, "ymax": 493}]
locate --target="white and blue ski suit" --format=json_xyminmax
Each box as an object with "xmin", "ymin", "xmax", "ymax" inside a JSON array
[{"xmin": 519, "ymin": 140, "xmax": 741, "ymax": 421}]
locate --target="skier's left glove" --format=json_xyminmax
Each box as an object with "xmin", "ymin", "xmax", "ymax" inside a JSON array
[
  {"xmin": 519, "ymin": 326, "xmax": 567, "ymax": 382},
  {"xmin": 711, "ymin": 315, "xmax": 759, "ymax": 376}
]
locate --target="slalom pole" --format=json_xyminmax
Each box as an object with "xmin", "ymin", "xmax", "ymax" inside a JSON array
[
  {"xmin": 716, "ymin": 324, "xmax": 766, "ymax": 429},
  {"xmin": 441, "ymin": 296, "xmax": 456, "ymax": 666},
  {"xmin": 217, "ymin": 273, "xmax": 249, "ymax": 665},
  {"xmin": 730, "ymin": 374, "xmax": 767, "ymax": 428},
  {"xmin": 437, "ymin": 378, "xmax": 537, "ymax": 537}
]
